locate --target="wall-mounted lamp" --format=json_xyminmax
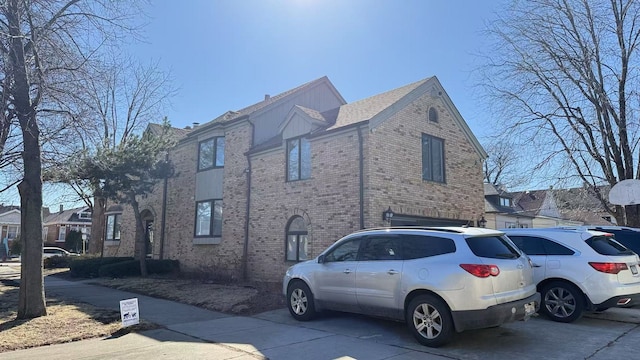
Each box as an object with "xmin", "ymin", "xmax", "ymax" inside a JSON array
[
  {"xmin": 478, "ymin": 215, "xmax": 487, "ymax": 228},
  {"xmin": 382, "ymin": 207, "xmax": 395, "ymax": 225}
]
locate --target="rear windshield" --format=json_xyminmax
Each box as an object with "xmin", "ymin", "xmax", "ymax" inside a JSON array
[
  {"xmin": 585, "ymin": 236, "xmax": 634, "ymax": 256},
  {"xmin": 597, "ymin": 229, "xmax": 640, "ymax": 254},
  {"xmin": 465, "ymin": 236, "xmax": 521, "ymax": 259}
]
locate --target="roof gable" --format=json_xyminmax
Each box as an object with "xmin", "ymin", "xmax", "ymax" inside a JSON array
[
  {"xmin": 324, "ymin": 76, "xmax": 487, "ymax": 159},
  {"xmin": 279, "ymin": 105, "xmax": 329, "ymax": 139}
]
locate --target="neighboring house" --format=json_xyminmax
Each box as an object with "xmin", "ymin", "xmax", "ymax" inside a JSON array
[
  {"xmin": 483, "ymin": 183, "xmax": 534, "ymax": 229},
  {"xmin": 107, "ymin": 76, "xmax": 488, "ymax": 282},
  {"xmin": 484, "ymin": 183, "xmax": 606, "ymax": 229},
  {"xmin": 43, "ymin": 205, "xmax": 92, "ymax": 250},
  {"xmin": 0, "ymin": 205, "xmax": 20, "ymax": 244}
]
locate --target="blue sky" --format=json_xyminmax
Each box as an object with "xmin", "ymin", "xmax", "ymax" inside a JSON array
[
  {"xmin": 133, "ymin": 0, "xmax": 499, "ymax": 136},
  {"xmin": 1, "ymin": 0, "xmax": 502, "ymax": 208}
]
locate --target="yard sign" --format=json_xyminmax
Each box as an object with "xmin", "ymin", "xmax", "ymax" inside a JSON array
[{"xmin": 119, "ymin": 298, "xmax": 140, "ymax": 327}]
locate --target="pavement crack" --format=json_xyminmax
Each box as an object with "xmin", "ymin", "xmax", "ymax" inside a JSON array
[{"xmin": 585, "ymin": 323, "xmax": 640, "ymax": 359}]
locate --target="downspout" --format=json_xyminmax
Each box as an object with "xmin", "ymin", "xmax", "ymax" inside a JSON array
[
  {"xmin": 242, "ymin": 121, "xmax": 255, "ymax": 281},
  {"xmin": 159, "ymin": 152, "xmax": 169, "ymax": 260},
  {"xmin": 357, "ymin": 126, "xmax": 365, "ymax": 229}
]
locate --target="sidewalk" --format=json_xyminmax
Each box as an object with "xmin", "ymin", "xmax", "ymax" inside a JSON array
[{"xmin": 0, "ymin": 274, "xmax": 438, "ymax": 360}]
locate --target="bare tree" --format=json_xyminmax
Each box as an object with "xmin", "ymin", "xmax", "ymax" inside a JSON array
[
  {"xmin": 0, "ymin": 0, "xmax": 144, "ymax": 319},
  {"xmin": 46, "ymin": 57, "xmax": 175, "ymax": 254},
  {"xmin": 482, "ymin": 137, "xmax": 530, "ymax": 189},
  {"xmin": 481, "ymin": 0, "xmax": 640, "ymax": 226}
]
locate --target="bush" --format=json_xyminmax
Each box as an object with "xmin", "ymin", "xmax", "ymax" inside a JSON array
[
  {"xmin": 65, "ymin": 230, "xmax": 83, "ymax": 253},
  {"xmin": 69, "ymin": 257, "xmax": 134, "ymax": 278},
  {"xmin": 44, "ymin": 255, "xmax": 76, "ymax": 269},
  {"xmin": 9, "ymin": 235, "xmax": 21, "ymax": 256},
  {"xmin": 98, "ymin": 259, "xmax": 180, "ymax": 278}
]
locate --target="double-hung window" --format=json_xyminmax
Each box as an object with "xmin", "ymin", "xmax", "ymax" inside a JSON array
[
  {"xmin": 287, "ymin": 137, "xmax": 311, "ymax": 181},
  {"xmin": 198, "ymin": 136, "xmax": 225, "ymax": 171},
  {"xmin": 195, "ymin": 199, "xmax": 223, "ymax": 237},
  {"xmin": 422, "ymin": 133, "xmax": 445, "ymax": 183},
  {"xmin": 106, "ymin": 214, "xmax": 121, "ymax": 241}
]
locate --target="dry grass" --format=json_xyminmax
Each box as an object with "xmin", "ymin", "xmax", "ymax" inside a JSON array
[
  {"xmin": 87, "ymin": 275, "xmax": 286, "ymax": 315},
  {"xmin": 0, "ymin": 267, "xmax": 285, "ymax": 354},
  {"xmin": 0, "ymin": 279, "xmax": 157, "ymax": 353}
]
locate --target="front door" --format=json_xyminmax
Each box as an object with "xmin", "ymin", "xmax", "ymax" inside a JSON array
[{"xmin": 314, "ymin": 237, "xmax": 362, "ymax": 312}]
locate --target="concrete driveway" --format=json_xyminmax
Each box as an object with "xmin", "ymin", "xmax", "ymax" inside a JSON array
[{"xmin": 2, "ymin": 265, "xmax": 639, "ymax": 359}]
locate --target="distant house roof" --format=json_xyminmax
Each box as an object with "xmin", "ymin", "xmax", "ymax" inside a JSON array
[
  {"xmin": 0, "ymin": 205, "xmax": 19, "ymax": 215},
  {"xmin": 484, "ymin": 183, "xmax": 528, "ymax": 215},
  {"xmin": 511, "ymin": 190, "xmax": 549, "ymax": 216},
  {"xmin": 43, "ymin": 206, "xmax": 92, "ymax": 225}
]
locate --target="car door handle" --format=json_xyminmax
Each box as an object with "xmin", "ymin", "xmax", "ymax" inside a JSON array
[
  {"xmin": 387, "ymin": 269, "xmax": 400, "ymax": 275},
  {"xmin": 532, "ymin": 263, "xmax": 542, "ymax": 268},
  {"xmin": 343, "ymin": 269, "xmax": 352, "ymax": 274}
]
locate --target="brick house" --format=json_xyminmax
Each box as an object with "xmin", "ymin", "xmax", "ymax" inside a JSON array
[
  {"xmin": 106, "ymin": 76, "xmax": 487, "ymax": 282},
  {"xmin": 43, "ymin": 205, "xmax": 92, "ymax": 250}
]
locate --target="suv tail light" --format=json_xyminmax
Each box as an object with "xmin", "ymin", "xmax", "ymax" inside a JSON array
[
  {"xmin": 460, "ymin": 264, "xmax": 500, "ymax": 278},
  {"xmin": 589, "ymin": 262, "xmax": 628, "ymax": 274}
]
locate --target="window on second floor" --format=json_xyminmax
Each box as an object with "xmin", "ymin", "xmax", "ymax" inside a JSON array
[
  {"xmin": 287, "ymin": 137, "xmax": 311, "ymax": 181},
  {"xmin": 198, "ymin": 136, "xmax": 225, "ymax": 171},
  {"xmin": 79, "ymin": 211, "xmax": 92, "ymax": 219},
  {"xmin": 422, "ymin": 133, "xmax": 445, "ymax": 183},
  {"xmin": 500, "ymin": 197, "xmax": 511, "ymax": 207}
]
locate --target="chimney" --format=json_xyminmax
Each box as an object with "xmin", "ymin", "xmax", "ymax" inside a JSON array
[
  {"xmin": 264, "ymin": 94, "xmax": 270, "ymax": 101},
  {"xmin": 59, "ymin": 204, "xmax": 63, "ymax": 213},
  {"xmin": 192, "ymin": 122, "xmax": 200, "ymax": 128}
]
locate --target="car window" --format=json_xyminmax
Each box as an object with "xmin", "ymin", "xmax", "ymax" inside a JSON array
[
  {"xmin": 541, "ymin": 238, "xmax": 575, "ymax": 255},
  {"xmin": 599, "ymin": 229, "xmax": 640, "ymax": 254},
  {"xmin": 402, "ymin": 235, "xmax": 455, "ymax": 260},
  {"xmin": 507, "ymin": 235, "xmax": 545, "ymax": 255},
  {"xmin": 324, "ymin": 238, "xmax": 361, "ymax": 262},
  {"xmin": 360, "ymin": 235, "xmax": 401, "ymax": 261},
  {"xmin": 465, "ymin": 236, "xmax": 520, "ymax": 259},
  {"xmin": 586, "ymin": 235, "xmax": 634, "ymax": 256}
]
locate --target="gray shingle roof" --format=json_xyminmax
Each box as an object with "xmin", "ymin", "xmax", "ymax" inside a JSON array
[{"xmin": 327, "ymin": 78, "xmax": 431, "ymax": 131}]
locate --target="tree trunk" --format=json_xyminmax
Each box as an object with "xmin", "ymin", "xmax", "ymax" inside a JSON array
[
  {"xmin": 129, "ymin": 194, "xmax": 148, "ymax": 277},
  {"xmin": 89, "ymin": 195, "xmax": 106, "ymax": 254},
  {"xmin": 7, "ymin": 0, "xmax": 46, "ymax": 319}
]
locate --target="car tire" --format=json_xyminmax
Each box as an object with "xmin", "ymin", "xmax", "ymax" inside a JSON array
[
  {"xmin": 406, "ymin": 294, "xmax": 454, "ymax": 347},
  {"xmin": 540, "ymin": 281, "xmax": 585, "ymax": 323},
  {"xmin": 287, "ymin": 281, "xmax": 316, "ymax": 321}
]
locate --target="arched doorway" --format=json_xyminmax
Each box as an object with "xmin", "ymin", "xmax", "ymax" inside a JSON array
[{"xmin": 140, "ymin": 210, "xmax": 154, "ymax": 258}]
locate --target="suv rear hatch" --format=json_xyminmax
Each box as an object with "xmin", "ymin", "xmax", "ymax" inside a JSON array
[
  {"xmin": 586, "ymin": 235, "xmax": 640, "ymax": 285},
  {"xmin": 465, "ymin": 235, "xmax": 535, "ymax": 303}
]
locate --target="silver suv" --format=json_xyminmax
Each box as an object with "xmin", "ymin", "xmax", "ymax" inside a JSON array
[{"xmin": 283, "ymin": 227, "xmax": 540, "ymax": 347}]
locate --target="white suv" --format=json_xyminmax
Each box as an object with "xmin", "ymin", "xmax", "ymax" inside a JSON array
[
  {"xmin": 503, "ymin": 228, "xmax": 640, "ymax": 323},
  {"xmin": 283, "ymin": 227, "xmax": 540, "ymax": 347}
]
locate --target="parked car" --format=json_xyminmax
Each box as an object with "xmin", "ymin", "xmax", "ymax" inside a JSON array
[
  {"xmin": 580, "ymin": 226, "xmax": 640, "ymax": 255},
  {"xmin": 43, "ymin": 246, "xmax": 78, "ymax": 258},
  {"xmin": 503, "ymin": 227, "xmax": 640, "ymax": 323},
  {"xmin": 283, "ymin": 227, "xmax": 540, "ymax": 347}
]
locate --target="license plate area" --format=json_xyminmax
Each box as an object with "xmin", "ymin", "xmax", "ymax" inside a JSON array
[
  {"xmin": 631, "ymin": 265, "xmax": 638, "ymax": 275},
  {"xmin": 523, "ymin": 302, "xmax": 536, "ymax": 321}
]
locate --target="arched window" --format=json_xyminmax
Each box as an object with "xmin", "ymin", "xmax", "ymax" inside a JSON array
[
  {"xmin": 428, "ymin": 107, "xmax": 439, "ymax": 123},
  {"xmin": 286, "ymin": 216, "xmax": 308, "ymax": 261}
]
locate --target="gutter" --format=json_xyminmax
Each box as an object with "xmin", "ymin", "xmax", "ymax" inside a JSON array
[
  {"xmin": 159, "ymin": 152, "xmax": 169, "ymax": 259},
  {"xmin": 242, "ymin": 121, "xmax": 255, "ymax": 281},
  {"xmin": 357, "ymin": 126, "xmax": 365, "ymax": 229}
]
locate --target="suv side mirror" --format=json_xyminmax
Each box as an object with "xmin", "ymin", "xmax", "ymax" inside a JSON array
[{"xmin": 318, "ymin": 254, "xmax": 325, "ymax": 264}]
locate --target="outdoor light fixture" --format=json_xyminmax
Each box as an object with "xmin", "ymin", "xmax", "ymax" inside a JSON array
[
  {"xmin": 479, "ymin": 215, "xmax": 487, "ymax": 228},
  {"xmin": 382, "ymin": 207, "xmax": 395, "ymax": 223}
]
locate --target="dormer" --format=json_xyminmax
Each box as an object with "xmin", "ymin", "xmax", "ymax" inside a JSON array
[{"xmin": 279, "ymin": 105, "xmax": 329, "ymax": 140}]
